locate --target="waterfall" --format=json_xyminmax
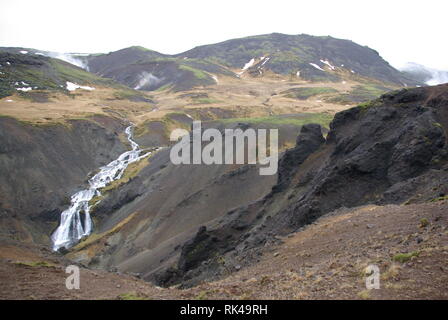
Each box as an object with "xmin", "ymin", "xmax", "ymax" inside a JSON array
[{"xmin": 51, "ymin": 126, "xmax": 153, "ymax": 251}]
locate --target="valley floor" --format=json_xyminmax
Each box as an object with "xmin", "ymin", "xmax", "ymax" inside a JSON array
[{"xmin": 1, "ymin": 201, "xmax": 447, "ymax": 300}]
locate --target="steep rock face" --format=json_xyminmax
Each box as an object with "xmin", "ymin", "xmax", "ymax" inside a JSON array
[
  {"xmin": 0, "ymin": 116, "xmax": 127, "ymax": 244},
  {"xmin": 157, "ymin": 84, "xmax": 448, "ymax": 287},
  {"xmin": 275, "ymin": 123, "xmax": 326, "ymax": 191}
]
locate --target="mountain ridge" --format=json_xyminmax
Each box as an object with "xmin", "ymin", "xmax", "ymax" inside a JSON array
[{"xmin": 82, "ymin": 33, "xmax": 424, "ymax": 90}]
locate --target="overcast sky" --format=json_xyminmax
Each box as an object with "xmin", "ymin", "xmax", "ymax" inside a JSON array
[{"xmin": 0, "ymin": 0, "xmax": 447, "ymax": 70}]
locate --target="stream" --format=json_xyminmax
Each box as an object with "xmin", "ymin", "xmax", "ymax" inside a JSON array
[{"xmin": 51, "ymin": 125, "xmax": 153, "ymax": 251}]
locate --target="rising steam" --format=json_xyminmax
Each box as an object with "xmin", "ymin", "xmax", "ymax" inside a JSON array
[
  {"xmin": 400, "ymin": 62, "xmax": 448, "ymax": 85},
  {"xmin": 134, "ymin": 71, "xmax": 163, "ymax": 90}
]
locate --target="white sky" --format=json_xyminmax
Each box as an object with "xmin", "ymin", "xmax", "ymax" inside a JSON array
[{"xmin": 0, "ymin": 0, "xmax": 447, "ymax": 70}]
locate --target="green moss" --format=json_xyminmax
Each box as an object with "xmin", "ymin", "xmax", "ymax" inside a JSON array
[
  {"xmin": 282, "ymin": 87, "xmax": 338, "ymax": 100},
  {"xmin": 432, "ymin": 122, "xmax": 443, "ymax": 129},
  {"xmin": 15, "ymin": 261, "xmax": 56, "ymax": 268},
  {"xmin": 195, "ymin": 290, "xmax": 210, "ymax": 300},
  {"xmin": 179, "ymin": 64, "xmax": 209, "ymax": 80},
  {"xmin": 50, "ymin": 60, "xmax": 106, "ymax": 84},
  {"xmin": 154, "ymin": 83, "xmax": 172, "ymax": 92},
  {"xmin": 357, "ymin": 290, "xmax": 371, "ymax": 300},
  {"xmin": 419, "ymin": 218, "xmax": 429, "ymax": 228},
  {"xmin": 191, "ymin": 97, "xmax": 220, "ymax": 105},
  {"xmin": 218, "ymin": 113, "xmax": 334, "ymax": 129},
  {"xmin": 118, "ymin": 292, "xmax": 150, "ymax": 300},
  {"xmin": 430, "ymin": 195, "xmax": 448, "ymax": 202},
  {"xmin": 327, "ymin": 84, "xmax": 392, "ymax": 105},
  {"xmin": 392, "ymin": 251, "xmax": 419, "ymax": 263}
]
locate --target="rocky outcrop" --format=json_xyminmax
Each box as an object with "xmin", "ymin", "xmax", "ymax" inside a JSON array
[
  {"xmin": 154, "ymin": 84, "xmax": 448, "ymax": 287},
  {"xmin": 274, "ymin": 123, "xmax": 325, "ymax": 192}
]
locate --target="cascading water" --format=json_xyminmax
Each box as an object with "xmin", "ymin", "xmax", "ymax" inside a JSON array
[{"xmin": 51, "ymin": 125, "xmax": 154, "ymax": 251}]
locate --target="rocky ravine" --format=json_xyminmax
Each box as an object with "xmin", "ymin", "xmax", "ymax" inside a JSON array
[
  {"xmin": 155, "ymin": 84, "xmax": 448, "ymax": 287},
  {"xmin": 0, "ymin": 115, "xmax": 127, "ymax": 245}
]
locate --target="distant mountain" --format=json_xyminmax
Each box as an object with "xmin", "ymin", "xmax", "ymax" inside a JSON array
[
  {"xmin": 0, "ymin": 48, "xmax": 144, "ymax": 100},
  {"xmin": 1, "ymin": 34, "xmax": 424, "ymax": 94},
  {"xmin": 177, "ymin": 33, "xmax": 420, "ymax": 85},
  {"xmin": 399, "ymin": 62, "xmax": 448, "ymax": 85},
  {"xmin": 80, "ymin": 33, "xmax": 421, "ymax": 91},
  {"xmin": 85, "ymin": 46, "xmax": 235, "ymax": 91}
]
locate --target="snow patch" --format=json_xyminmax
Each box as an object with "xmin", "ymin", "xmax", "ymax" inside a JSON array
[
  {"xmin": 20, "ymin": 50, "xmax": 28, "ymax": 54},
  {"xmin": 242, "ymin": 58, "xmax": 255, "ymax": 71},
  {"xmin": 66, "ymin": 81, "xmax": 95, "ymax": 91},
  {"xmin": 320, "ymin": 59, "xmax": 336, "ymax": 70},
  {"xmin": 309, "ymin": 63, "xmax": 325, "ymax": 72},
  {"xmin": 6, "ymin": 99, "xmax": 14, "ymax": 102},
  {"xmin": 17, "ymin": 87, "xmax": 33, "ymax": 92},
  {"xmin": 212, "ymin": 75, "xmax": 219, "ymax": 84},
  {"xmin": 296, "ymin": 70, "xmax": 301, "ymax": 77},
  {"xmin": 260, "ymin": 57, "xmax": 270, "ymax": 67}
]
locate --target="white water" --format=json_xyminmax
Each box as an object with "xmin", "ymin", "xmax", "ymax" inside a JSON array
[{"xmin": 51, "ymin": 126, "xmax": 153, "ymax": 251}]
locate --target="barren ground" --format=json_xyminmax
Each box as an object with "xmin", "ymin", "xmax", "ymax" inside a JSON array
[{"xmin": 1, "ymin": 201, "xmax": 446, "ymax": 300}]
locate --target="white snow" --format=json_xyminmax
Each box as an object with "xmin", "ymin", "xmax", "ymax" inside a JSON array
[
  {"xmin": 35, "ymin": 52, "xmax": 45, "ymax": 56},
  {"xmin": 66, "ymin": 81, "xmax": 95, "ymax": 91},
  {"xmin": 6, "ymin": 62, "xmax": 11, "ymax": 65},
  {"xmin": 6, "ymin": 99, "xmax": 13, "ymax": 102},
  {"xmin": 309, "ymin": 63, "xmax": 325, "ymax": 72},
  {"xmin": 237, "ymin": 58, "xmax": 256, "ymax": 76},
  {"xmin": 212, "ymin": 75, "xmax": 219, "ymax": 84},
  {"xmin": 20, "ymin": 50, "xmax": 28, "ymax": 54},
  {"xmin": 350, "ymin": 70, "xmax": 356, "ymax": 74},
  {"xmin": 242, "ymin": 58, "xmax": 255, "ymax": 71},
  {"xmin": 296, "ymin": 70, "xmax": 301, "ymax": 77},
  {"xmin": 16, "ymin": 87, "xmax": 33, "ymax": 92},
  {"xmin": 260, "ymin": 57, "xmax": 270, "ymax": 67},
  {"xmin": 320, "ymin": 59, "xmax": 336, "ymax": 70}
]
